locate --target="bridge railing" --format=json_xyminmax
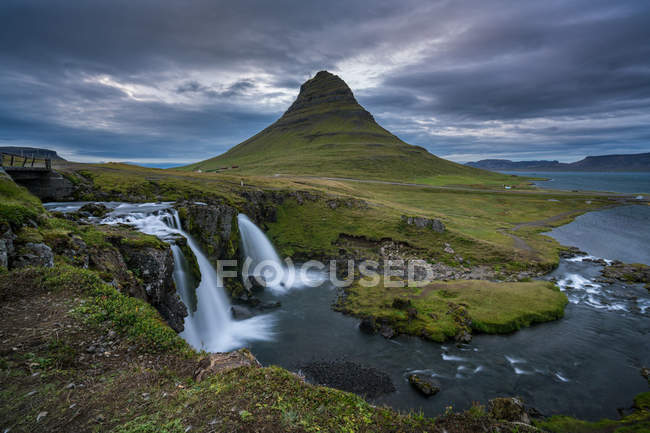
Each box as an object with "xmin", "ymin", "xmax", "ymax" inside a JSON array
[{"xmin": 1, "ymin": 152, "xmax": 51, "ymax": 170}]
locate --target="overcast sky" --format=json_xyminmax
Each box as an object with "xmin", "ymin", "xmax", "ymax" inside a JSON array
[{"xmin": 1, "ymin": 0, "xmax": 649, "ymax": 166}]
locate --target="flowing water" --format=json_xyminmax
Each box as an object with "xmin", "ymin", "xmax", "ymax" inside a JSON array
[
  {"xmin": 44, "ymin": 201, "xmax": 650, "ymax": 420},
  {"xmin": 45, "ymin": 202, "xmax": 274, "ymax": 352}
]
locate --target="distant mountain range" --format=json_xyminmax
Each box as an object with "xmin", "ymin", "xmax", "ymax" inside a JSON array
[
  {"xmin": 466, "ymin": 152, "xmax": 650, "ymax": 172},
  {"xmin": 0, "ymin": 146, "xmax": 65, "ymax": 160}
]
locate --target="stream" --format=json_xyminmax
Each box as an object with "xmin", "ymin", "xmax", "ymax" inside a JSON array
[{"xmin": 44, "ymin": 201, "xmax": 650, "ymax": 420}]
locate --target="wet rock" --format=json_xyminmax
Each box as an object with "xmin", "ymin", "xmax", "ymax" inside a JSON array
[
  {"xmin": 175, "ymin": 201, "xmax": 238, "ymax": 262},
  {"xmin": 380, "ymin": 325, "xmax": 395, "ymax": 339},
  {"xmin": 247, "ymin": 275, "xmax": 267, "ymax": 292},
  {"xmin": 257, "ymin": 300, "xmax": 281, "ymax": 311},
  {"xmin": 488, "ymin": 397, "xmax": 531, "ymax": 424},
  {"xmin": 559, "ymin": 247, "xmax": 587, "ymax": 258},
  {"xmin": 408, "ymin": 373, "xmax": 440, "ymax": 397},
  {"xmin": 601, "ymin": 262, "xmax": 650, "ymax": 284},
  {"xmin": 358, "ymin": 316, "xmax": 376, "ymax": 334},
  {"xmin": 230, "ymin": 305, "xmax": 254, "ymax": 320},
  {"xmin": 116, "ymin": 242, "xmax": 187, "ymax": 332},
  {"xmin": 194, "ymin": 349, "xmax": 261, "ymax": 382},
  {"xmin": 11, "ymin": 242, "xmax": 54, "ymax": 269},
  {"xmin": 641, "ymin": 367, "xmax": 650, "ymax": 384},
  {"xmin": 301, "ymin": 360, "xmax": 395, "ymax": 398},
  {"xmin": 77, "ymin": 202, "xmax": 109, "ymax": 217},
  {"xmin": 455, "ymin": 330, "xmax": 472, "ymax": 344}
]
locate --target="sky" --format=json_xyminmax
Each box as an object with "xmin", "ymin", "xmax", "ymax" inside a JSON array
[{"xmin": 1, "ymin": 0, "xmax": 649, "ymax": 167}]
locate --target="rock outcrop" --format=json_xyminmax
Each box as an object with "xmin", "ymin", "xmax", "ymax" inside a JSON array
[
  {"xmin": 116, "ymin": 242, "xmax": 187, "ymax": 332},
  {"xmin": 401, "ymin": 215, "xmax": 445, "ymax": 233},
  {"xmin": 408, "ymin": 373, "xmax": 441, "ymax": 397},
  {"xmin": 177, "ymin": 202, "xmax": 238, "ymax": 262},
  {"xmin": 193, "ymin": 349, "xmax": 261, "ymax": 382},
  {"xmin": 11, "ymin": 242, "xmax": 54, "ymax": 269}
]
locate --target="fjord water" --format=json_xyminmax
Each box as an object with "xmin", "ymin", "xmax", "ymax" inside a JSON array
[{"xmin": 501, "ymin": 171, "xmax": 650, "ymax": 193}]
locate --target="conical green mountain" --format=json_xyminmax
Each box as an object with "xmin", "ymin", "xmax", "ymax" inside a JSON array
[{"xmin": 183, "ymin": 71, "xmax": 502, "ymax": 183}]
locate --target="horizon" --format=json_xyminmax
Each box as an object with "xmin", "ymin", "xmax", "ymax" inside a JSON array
[{"xmin": 1, "ymin": 1, "xmax": 649, "ymax": 166}]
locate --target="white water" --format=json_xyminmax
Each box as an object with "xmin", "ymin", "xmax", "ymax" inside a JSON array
[
  {"xmin": 101, "ymin": 205, "xmax": 274, "ymax": 352},
  {"xmin": 237, "ymin": 213, "xmax": 326, "ymax": 294}
]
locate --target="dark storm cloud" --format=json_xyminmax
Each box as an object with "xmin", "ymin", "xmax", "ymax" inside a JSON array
[{"xmin": 0, "ymin": 0, "xmax": 649, "ymax": 164}]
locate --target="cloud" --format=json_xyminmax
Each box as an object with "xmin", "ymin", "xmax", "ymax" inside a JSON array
[{"xmin": 0, "ymin": 0, "xmax": 649, "ymax": 164}]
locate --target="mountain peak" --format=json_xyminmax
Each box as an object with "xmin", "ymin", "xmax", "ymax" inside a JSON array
[{"xmin": 282, "ymin": 70, "xmax": 363, "ymax": 118}]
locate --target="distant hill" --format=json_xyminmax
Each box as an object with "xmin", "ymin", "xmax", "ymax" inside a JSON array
[
  {"xmin": 466, "ymin": 153, "xmax": 650, "ymax": 172},
  {"xmin": 0, "ymin": 146, "xmax": 65, "ymax": 161},
  {"xmin": 181, "ymin": 71, "xmax": 505, "ymax": 183}
]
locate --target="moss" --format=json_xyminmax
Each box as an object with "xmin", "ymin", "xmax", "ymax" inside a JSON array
[{"xmin": 339, "ymin": 279, "xmax": 568, "ymax": 341}]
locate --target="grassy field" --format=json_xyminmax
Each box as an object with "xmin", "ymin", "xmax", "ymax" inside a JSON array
[{"xmin": 338, "ymin": 279, "xmax": 568, "ymax": 342}]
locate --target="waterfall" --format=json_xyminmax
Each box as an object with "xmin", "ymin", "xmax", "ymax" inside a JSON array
[
  {"xmin": 101, "ymin": 204, "xmax": 274, "ymax": 352},
  {"xmin": 237, "ymin": 213, "xmax": 326, "ymax": 293}
]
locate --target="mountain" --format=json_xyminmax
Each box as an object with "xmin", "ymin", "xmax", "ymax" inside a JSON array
[
  {"xmin": 182, "ymin": 71, "xmax": 502, "ymax": 182},
  {"xmin": 467, "ymin": 153, "xmax": 650, "ymax": 172},
  {"xmin": 0, "ymin": 146, "xmax": 65, "ymax": 160}
]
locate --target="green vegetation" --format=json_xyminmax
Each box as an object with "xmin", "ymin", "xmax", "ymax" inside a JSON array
[
  {"xmin": 535, "ymin": 392, "xmax": 650, "ymax": 432},
  {"xmin": 181, "ymin": 71, "xmax": 516, "ymax": 185},
  {"xmin": 339, "ymin": 279, "xmax": 568, "ymax": 341},
  {"xmin": 0, "ymin": 177, "xmax": 44, "ymax": 228}
]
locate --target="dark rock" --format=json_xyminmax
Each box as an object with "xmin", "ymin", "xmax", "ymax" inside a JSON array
[
  {"xmin": 559, "ymin": 246, "xmax": 587, "ymax": 258},
  {"xmin": 601, "ymin": 262, "xmax": 650, "ymax": 284},
  {"xmin": 408, "ymin": 373, "xmax": 440, "ymax": 397},
  {"xmin": 194, "ymin": 349, "xmax": 261, "ymax": 382},
  {"xmin": 77, "ymin": 203, "xmax": 109, "ymax": 217},
  {"xmin": 401, "ymin": 215, "xmax": 445, "ymax": 233},
  {"xmin": 641, "ymin": 367, "xmax": 650, "ymax": 384},
  {"xmin": 0, "ymin": 223, "xmax": 15, "ymax": 269},
  {"xmin": 380, "ymin": 325, "xmax": 395, "ymax": 339},
  {"xmin": 257, "ymin": 300, "xmax": 281, "ymax": 310},
  {"xmin": 116, "ymin": 242, "xmax": 187, "ymax": 332},
  {"xmin": 247, "ymin": 275, "xmax": 267, "ymax": 292},
  {"xmin": 359, "ymin": 317, "xmax": 377, "ymax": 334},
  {"xmin": 488, "ymin": 397, "xmax": 531, "ymax": 424},
  {"xmin": 391, "ymin": 298, "xmax": 412, "ymax": 310},
  {"xmin": 230, "ymin": 305, "xmax": 254, "ymax": 320},
  {"xmin": 455, "ymin": 330, "xmax": 472, "ymax": 344},
  {"xmin": 175, "ymin": 202, "xmax": 238, "ymax": 263},
  {"xmin": 301, "ymin": 360, "xmax": 395, "ymax": 398},
  {"xmin": 11, "ymin": 242, "xmax": 54, "ymax": 269}
]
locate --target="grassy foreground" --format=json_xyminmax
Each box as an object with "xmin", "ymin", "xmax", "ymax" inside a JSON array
[{"xmin": 337, "ymin": 279, "xmax": 568, "ymax": 342}]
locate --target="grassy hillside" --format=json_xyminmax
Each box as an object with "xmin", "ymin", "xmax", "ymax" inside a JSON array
[{"xmin": 180, "ymin": 71, "xmax": 513, "ymax": 185}]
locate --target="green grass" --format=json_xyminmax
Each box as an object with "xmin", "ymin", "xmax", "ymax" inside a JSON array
[
  {"xmin": 0, "ymin": 177, "xmax": 44, "ymax": 229},
  {"xmin": 339, "ymin": 279, "xmax": 568, "ymax": 341},
  {"xmin": 179, "ymin": 71, "xmax": 515, "ymax": 185},
  {"xmin": 535, "ymin": 392, "xmax": 650, "ymax": 432}
]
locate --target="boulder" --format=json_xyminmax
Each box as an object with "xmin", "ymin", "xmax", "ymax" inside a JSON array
[
  {"xmin": 193, "ymin": 349, "xmax": 261, "ymax": 382},
  {"xmin": 231, "ymin": 305, "xmax": 254, "ymax": 320},
  {"xmin": 488, "ymin": 397, "xmax": 531, "ymax": 424},
  {"xmin": 247, "ymin": 275, "xmax": 267, "ymax": 292},
  {"xmin": 77, "ymin": 203, "xmax": 109, "ymax": 217},
  {"xmin": 11, "ymin": 242, "xmax": 54, "ymax": 269},
  {"xmin": 380, "ymin": 325, "xmax": 395, "ymax": 339},
  {"xmin": 359, "ymin": 316, "xmax": 377, "ymax": 334},
  {"xmin": 401, "ymin": 215, "xmax": 445, "ymax": 233},
  {"xmin": 0, "ymin": 224, "xmax": 15, "ymax": 269},
  {"xmin": 408, "ymin": 373, "xmax": 440, "ymax": 397}
]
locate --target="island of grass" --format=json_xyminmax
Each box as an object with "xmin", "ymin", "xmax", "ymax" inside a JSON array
[{"xmin": 337, "ymin": 279, "xmax": 568, "ymax": 342}]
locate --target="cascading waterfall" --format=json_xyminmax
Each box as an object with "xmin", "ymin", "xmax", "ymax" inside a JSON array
[
  {"xmin": 101, "ymin": 204, "xmax": 274, "ymax": 352},
  {"xmin": 237, "ymin": 213, "xmax": 326, "ymax": 293}
]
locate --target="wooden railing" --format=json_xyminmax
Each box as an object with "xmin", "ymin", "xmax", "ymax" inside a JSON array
[{"xmin": 1, "ymin": 152, "xmax": 52, "ymax": 170}]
